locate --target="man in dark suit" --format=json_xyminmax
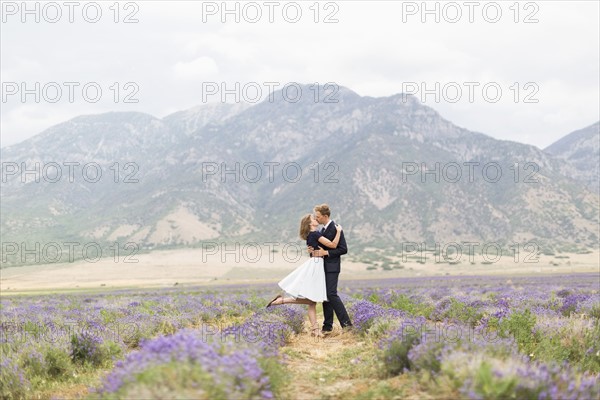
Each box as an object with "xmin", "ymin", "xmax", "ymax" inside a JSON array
[{"xmin": 310, "ymin": 204, "xmax": 353, "ymax": 333}]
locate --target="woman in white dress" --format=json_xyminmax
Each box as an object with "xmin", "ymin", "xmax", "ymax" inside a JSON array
[{"xmin": 266, "ymin": 213, "xmax": 342, "ymax": 337}]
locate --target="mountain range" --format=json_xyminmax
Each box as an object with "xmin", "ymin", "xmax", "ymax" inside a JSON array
[
  {"xmin": 544, "ymin": 121, "xmax": 599, "ymax": 192},
  {"xmin": 1, "ymin": 85, "xmax": 598, "ymax": 266}
]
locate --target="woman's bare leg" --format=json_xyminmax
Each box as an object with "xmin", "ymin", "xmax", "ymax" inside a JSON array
[
  {"xmin": 270, "ymin": 297, "xmax": 323, "ymax": 337},
  {"xmin": 272, "ymin": 296, "xmax": 313, "ymax": 305},
  {"xmin": 308, "ymin": 302, "xmax": 324, "ymax": 337},
  {"xmin": 307, "ymin": 302, "xmax": 317, "ymax": 327}
]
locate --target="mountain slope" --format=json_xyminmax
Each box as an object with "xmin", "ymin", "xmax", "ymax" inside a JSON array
[
  {"xmin": 1, "ymin": 85, "xmax": 598, "ymax": 266},
  {"xmin": 544, "ymin": 121, "xmax": 600, "ymax": 191}
]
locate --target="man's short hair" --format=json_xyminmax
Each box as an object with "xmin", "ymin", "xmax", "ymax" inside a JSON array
[{"xmin": 314, "ymin": 204, "xmax": 331, "ymax": 217}]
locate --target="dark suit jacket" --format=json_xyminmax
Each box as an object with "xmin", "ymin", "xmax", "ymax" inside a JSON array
[{"xmin": 320, "ymin": 220, "xmax": 347, "ymax": 273}]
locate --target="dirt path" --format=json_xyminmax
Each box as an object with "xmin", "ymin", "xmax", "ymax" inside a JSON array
[
  {"xmin": 279, "ymin": 321, "xmax": 435, "ymax": 400},
  {"xmin": 281, "ymin": 327, "xmax": 362, "ymax": 399}
]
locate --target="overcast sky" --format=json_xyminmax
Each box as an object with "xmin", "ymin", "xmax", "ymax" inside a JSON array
[{"xmin": 1, "ymin": 0, "xmax": 599, "ymax": 149}]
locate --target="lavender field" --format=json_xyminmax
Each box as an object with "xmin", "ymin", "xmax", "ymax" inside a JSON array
[{"xmin": 1, "ymin": 273, "xmax": 599, "ymax": 399}]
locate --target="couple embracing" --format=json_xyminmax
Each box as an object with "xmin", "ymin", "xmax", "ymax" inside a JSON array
[{"xmin": 266, "ymin": 204, "xmax": 353, "ymax": 337}]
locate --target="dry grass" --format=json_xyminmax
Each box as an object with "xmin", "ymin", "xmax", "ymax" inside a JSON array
[
  {"xmin": 1, "ymin": 249, "xmax": 598, "ymax": 294},
  {"xmin": 280, "ymin": 319, "xmax": 437, "ymax": 400}
]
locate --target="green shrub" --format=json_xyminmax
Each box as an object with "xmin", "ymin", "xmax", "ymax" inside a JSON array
[
  {"xmin": 499, "ymin": 309, "xmax": 538, "ymax": 354},
  {"xmin": 445, "ymin": 299, "xmax": 483, "ymax": 327},
  {"xmin": 44, "ymin": 347, "xmax": 73, "ymax": 379},
  {"xmin": 471, "ymin": 361, "xmax": 518, "ymax": 399},
  {"xmin": 369, "ymin": 318, "xmax": 401, "ymax": 340},
  {"xmin": 70, "ymin": 333, "xmax": 122, "ymax": 367},
  {"xmin": 103, "ymin": 361, "xmax": 217, "ymax": 399},
  {"xmin": 534, "ymin": 320, "xmax": 600, "ymax": 373},
  {"xmin": 409, "ymin": 341, "xmax": 445, "ymax": 374},
  {"xmin": 19, "ymin": 350, "xmax": 45, "ymax": 379},
  {"xmin": 258, "ymin": 356, "xmax": 288, "ymax": 399},
  {"xmin": 0, "ymin": 358, "xmax": 30, "ymax": 400},
  {"xmin": 390, "ymin": 295, "xmax": 434, "ymax": 318},
  {"xmin": 380, "ymin": 332, "xmax": 420, "ymax": 376}
]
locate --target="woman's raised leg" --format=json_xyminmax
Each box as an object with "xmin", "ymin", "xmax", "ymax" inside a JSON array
[{"xmin": 272, "ymin": 297, "xmax": 313, "ymax": 305}]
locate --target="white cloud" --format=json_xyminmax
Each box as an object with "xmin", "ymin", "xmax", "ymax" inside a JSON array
[
  {"xmin": 0, "ymin": 1, "xmax": 598, "ymax": 148},
  {"xmin": 1, "ymin": 105, "xmax": 77, "ymax": 148},
  {"xmin": 172, "ymin": 56, "xmax": 220, "ymax": 80}
]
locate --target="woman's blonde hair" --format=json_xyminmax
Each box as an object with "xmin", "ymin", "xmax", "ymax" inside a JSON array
[{"xmin": 299, "ymin": 214, "xmax": 312, "ymax": 240}]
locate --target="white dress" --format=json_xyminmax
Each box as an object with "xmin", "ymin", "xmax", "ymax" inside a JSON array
[
  {"xmin": 278, "ymin": 256, "xmax": 328, "ymax": 302},
  {"xmin": 278, "ymin": 231, "xmax": 328, "ymax": 302}
]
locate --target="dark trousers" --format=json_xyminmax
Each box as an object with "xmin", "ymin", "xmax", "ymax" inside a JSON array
[{"xmin": 322, "ymin": 272, "xmax": 352, "ymax": 330}]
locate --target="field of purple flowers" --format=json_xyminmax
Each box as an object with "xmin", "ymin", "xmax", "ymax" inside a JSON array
[
  {"xmin": 1, "ymin": 273, "xmax": 598, "ymax": 399},
  {"xmin": 344, "ymin": 273, "xmax": 600, "ymax": 399},
  {"xmin": 0, "ymin": 287, "xmax": 304, "ymax": 399}
]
